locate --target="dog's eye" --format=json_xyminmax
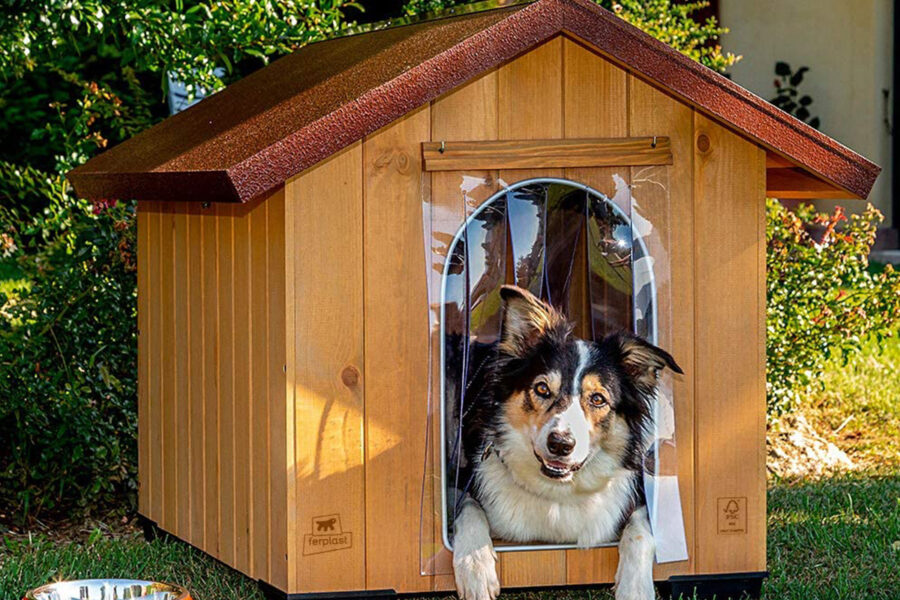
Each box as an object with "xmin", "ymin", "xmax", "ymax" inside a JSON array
[
  {"xmin": 533, "ymin": 382, "xmax": 552, "ymax": 399},
  {"xmin": 589, "ymin": 393, "xmax": 608, "ymax": 408}
]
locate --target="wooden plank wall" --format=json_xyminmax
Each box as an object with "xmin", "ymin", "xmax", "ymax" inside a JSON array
[
  {"xmin": 343, "ymin": 34, "xmax": 762, "ymax": 592},
  {"xmin": 137, "ymin": 191, "xmax": 288, "ymax": 587}
]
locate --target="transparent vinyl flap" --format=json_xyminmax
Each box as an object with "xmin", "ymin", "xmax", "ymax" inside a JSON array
[{"xmin": 420, "ymin": 169, "xmax": 687, "ymax": 575}]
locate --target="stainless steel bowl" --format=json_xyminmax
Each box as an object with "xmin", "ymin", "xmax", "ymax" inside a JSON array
[{"xmin": 25, "ymin": 579, "xmax": 191, "ymax": 600}]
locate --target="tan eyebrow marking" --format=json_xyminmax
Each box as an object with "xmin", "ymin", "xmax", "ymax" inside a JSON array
[{"xmin": 580, "ymin": 374, "xmax": 609, "ymax": 398}]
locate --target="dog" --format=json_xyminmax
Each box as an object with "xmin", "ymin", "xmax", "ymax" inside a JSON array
[{"xmin": 452, "ymin": 285, "xmax": 681, "ymax": 600}]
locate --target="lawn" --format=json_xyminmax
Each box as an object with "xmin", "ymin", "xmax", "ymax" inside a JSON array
[
  {"xmin": 3, "ymin": 337, "xmax": 899, "ymax": 600},
  {"xmin": 4, "ymin": 474, "xmax": 899, "ymax": 600}
]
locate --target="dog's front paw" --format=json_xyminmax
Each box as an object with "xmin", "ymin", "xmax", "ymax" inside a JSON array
[
  {"xmin": 614, "ymin": 574, "xmax": 655, "ymax": 600},
  {"xmin": 453, "ymin": 545, "xmax": 499, "ymax": 600}
]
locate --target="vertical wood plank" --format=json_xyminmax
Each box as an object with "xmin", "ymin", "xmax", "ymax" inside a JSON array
[
  {"xmin": 136, "ymin": 202, "xmax": 151, "ymax": 518},
  {"xmin": 149, "ymin": 204, "xmax": 164, "ymax": 525},
  {"xmin": 431, "ymin": 72, "xmax": 500, "ymax": 591},
  {"xmin": 233, "ymin": 204, "xmax": 253, "ymax": 574},
  {"xmin": 562, "ymin": 38, "xmax": 628, "ymax": 586},
  {"xmin": 497, "ymin": 35, "xmax": 566, "ymax": 589},
  {"xmin": 364, "ymin": 106, "xmax": 432, "ymax": 593},
  {"xmin": 173, "ymin": 204, "xmax": 191, "ymax": 540},
  {"xmin": 693, "ymin": 113, "xmax": 767, "ymax": 574},
  {"xmin": 160, "ymin": 203, "xmax": 177, "ymax": 533},
  {"xmin": 756, "ymin": 148, "xmax": 768, "ymax": 574},
  {"xmin": 288, "ymin": 142, "xmax": 366, "ymax": 592},
  {"xmin": 202, "ymin": 204, "xmax": 221, "ymax": 557},
  {"xmin": 268, "ymin": 189, "xmax": 290, "ymax": 591},
  {"xmin": 628, "ymin": 75, "xmax": 696, "ymax": 581},
  {"xmin": 432, "ymin": 69, "xmax": 498, "ymax": 141},
  {"xmin": 563, "ymin": 37, "xmax": 627, "ymax": 139},
  {"xmin": 217, "ymin": 205, "xmax": 236, "ymax": 567},
  {"xmin": 188, "ymin": 204, "xmax": 206, "ymax": 547},
  {"xmin": 251, "ymin": 199, "xmax": 271, "ymax": 580},
  {"xmin": 498, "ymin": 37, "xmax": 562, "ymax": 139}
]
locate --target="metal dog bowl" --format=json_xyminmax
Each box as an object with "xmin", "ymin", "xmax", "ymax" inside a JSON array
[{"xmin": 25, "ymin": 579, "xmax": 191, "ymax": 600}]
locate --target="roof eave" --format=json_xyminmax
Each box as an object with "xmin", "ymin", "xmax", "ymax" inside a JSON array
[{"xmin": 65, "ymin": 0, "xmax": 881, "ymax": 204}]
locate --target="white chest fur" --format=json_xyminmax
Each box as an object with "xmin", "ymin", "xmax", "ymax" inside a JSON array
[{"xmin": 474, "ymin": 452, "xmax": 635, "ymax": 548}]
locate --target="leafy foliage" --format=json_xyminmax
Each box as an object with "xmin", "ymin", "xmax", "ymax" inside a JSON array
[
  {"xmin": 0, "ymin": 1, "xmax": 360, "ymax": 522},
  {"xmin": 402, "ymin": 0, "xmax": 740, "ymax": 72},
  {"xmin": 771, "ymin": 61, "xmax": 820, "ymax": 129},
  {"xmin": 0, "ymin": 201, "xmax": 137, "ymax": 519},
  {"xmin": 766, "ymin": 199, "xmax": 900, "ymax": 413},
  {"xmin": 2, "ymin": 1, "xmax": 359, "ymax": 100}
]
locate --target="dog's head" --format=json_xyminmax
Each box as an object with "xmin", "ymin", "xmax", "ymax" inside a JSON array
[{"xmin": 490, "ymin": 285, "xmax": 681, "ymax": 485}]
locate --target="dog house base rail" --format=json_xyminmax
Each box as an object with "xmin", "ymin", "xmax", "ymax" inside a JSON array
[
  {"xmin": 661, "ymin": 571, "xmax": 768, "ymax": 600},
  {"xmin": 257, "ymin": 581, "xmax": 397, "ymax": 600}
]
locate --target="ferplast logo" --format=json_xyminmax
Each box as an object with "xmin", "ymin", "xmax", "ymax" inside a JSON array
[{"xmin": 303, "ymin": 514, "xmax": 352, "ymax": 555}]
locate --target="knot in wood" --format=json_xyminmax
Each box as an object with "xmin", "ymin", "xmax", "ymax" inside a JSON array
[{"xmin": 341, "ymin": 365, "xmax": 361, "ymax": 388}]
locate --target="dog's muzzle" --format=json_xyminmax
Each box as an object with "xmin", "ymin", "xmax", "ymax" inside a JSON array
[{"xmin": 533, "ymin": 450, "xmax": 586, "ymax": 479}]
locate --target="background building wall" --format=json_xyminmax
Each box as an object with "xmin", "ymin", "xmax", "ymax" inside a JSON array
[{"xmin": 720, "ymin": 0, "xmax": 894, "ymax": 228}]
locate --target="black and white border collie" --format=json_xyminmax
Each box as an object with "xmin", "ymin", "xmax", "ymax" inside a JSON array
[{"xmin": 452, "ymin": 285, "xmax": 682, "ymax": 600}]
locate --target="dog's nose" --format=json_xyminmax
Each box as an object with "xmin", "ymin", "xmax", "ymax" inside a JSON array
[{"xmin": 547, "ymin": 431, "xmax": 575, "ymax": 456}]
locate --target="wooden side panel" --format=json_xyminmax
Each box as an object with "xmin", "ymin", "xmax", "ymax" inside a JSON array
[
  {"xmin": 139, "ymin": 193, "xmax": 288, "ymax": 584},
  {"xmin": 160, "ymin": 203, "xmax": 177, "ymax": 533},
  {"xmin": 136, "ymin": 203, "xmax": 151, "ymax": 518},
  {"xmin": 188, "ymin": 204, "xmax": 205, "ymax": 547},
  {"xmin": 217, "ymin": 205, "xmax": 236, "ymax": 567},
  {"xmin": 202, "ymin": 205, "xmax": 220, "ymax": 557},
  {"xmin": 251, "ymin": 200, "xmax": 271, "ymax": 579},
  {"xmin": 233, "ymin": 204, "xmax": 252, "ymax": 574},
  {"xmin": 430, "ymin": 70, "xmax": 500, "ymax": 592},
  {"xmin": 268, "ymin": 190, "xmax": 290, "ymax": 590},
  {"xmin": 562, "ymin": 36, "xmax": 627, "ymax": 586},
  {"xmin": 364, "ymin": 107, "xmax": 432, "ymax": 593},
  {"xmin": 498, "ymin": 37, "xmax": 562, "ymax": 140},
  {"xmin": 628, "ymin": 75, "xmax": 696, "ymax": 580},
  {"xmin": 173, "ymin": 205, "xmax": 191, "ymax": 540},
  {"xmin": 287, "ymin": 142, "xmax": 366, "ymax": 593},
  {"xmin": 563, "ymin": 37, "xmax": 628, "ymax": 139},
  {"xmin": 496, "ymin": 36, "xmax": 566, "ymax": 589},
  {"xmin": 148, "ymin": 204, "xmax": 164, "ymax": 526},
  {"xmin": 693, "ymin": 113, "xmax": 767, "ymax": 574}
]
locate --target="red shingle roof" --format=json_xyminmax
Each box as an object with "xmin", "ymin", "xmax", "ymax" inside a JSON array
[{"xmin": 67, "ymin": 0, "xmax": 880, "ymax": 204}]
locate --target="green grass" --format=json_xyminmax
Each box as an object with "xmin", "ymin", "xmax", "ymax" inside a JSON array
[
  {"xmin": 805, "ymin": 334, "xmax": 900, "ymax": 468},
  {"xmin": 0, "ymin": 531, "xmax": 264, "ymax": 600},
  {"xmin": 4, "ymin": 475, "xmax": 899, "ymax": 600},
  {"xmin": 767, "ymin": 473, "xmax": 900, "ymax": 599}
]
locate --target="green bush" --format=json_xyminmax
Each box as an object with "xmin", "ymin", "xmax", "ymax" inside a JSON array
[
  {"xmin": 766, "ymin": 199, "xmax": 900, "ymax": 413},
  {"xmin": 0, "ymin": 0, "xmax": 360, "ymax": 523},
  {"xmin": 0, "ymin": 200, "xmax": 137, "ymax": 518}
]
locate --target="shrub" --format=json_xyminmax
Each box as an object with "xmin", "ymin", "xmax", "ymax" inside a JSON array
[
  {"xmin": 0, "ymin": 1, "xmax": 359, "ymax": 522},
  {"xmin": 0, "ymin": 199, "xmax": 137, "ymax": 519},
  {"xmin": 766, "ymin": 199, "xmax": 900, "ymax": 414}
]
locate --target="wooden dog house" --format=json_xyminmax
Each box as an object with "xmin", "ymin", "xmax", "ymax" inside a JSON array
[{"xmin": 67, "ymin": 0, "xmax": 879, "ymax": 598}]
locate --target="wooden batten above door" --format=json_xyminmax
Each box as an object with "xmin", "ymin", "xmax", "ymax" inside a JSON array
[{"xmin": 421, "ymin": 137, "xmax": 672, "ymax": 171}]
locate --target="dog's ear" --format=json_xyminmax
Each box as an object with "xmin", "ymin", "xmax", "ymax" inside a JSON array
[
  {"xmin": 607, "ymin": 332, "xmax": 682, "ymax": 391},
  {"xmin": 499, "ymin": 285, "xmax": 567, "ymax": 356}
]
